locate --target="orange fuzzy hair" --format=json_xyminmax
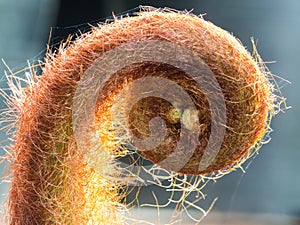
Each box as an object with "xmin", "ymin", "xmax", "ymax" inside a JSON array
[{"xmin": 2, "ymin": 6, "xmax": 281, "ymax": 225}]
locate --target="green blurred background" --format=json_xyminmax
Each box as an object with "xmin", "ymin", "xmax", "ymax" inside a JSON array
[{"xmin": 0, "ymin": 0, "xmax": 299, "ymax": 223}]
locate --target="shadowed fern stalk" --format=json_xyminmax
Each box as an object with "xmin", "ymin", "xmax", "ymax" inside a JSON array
[{"xmin": 1, "ymin": 6, "xmax": 285, "ymax": 225}]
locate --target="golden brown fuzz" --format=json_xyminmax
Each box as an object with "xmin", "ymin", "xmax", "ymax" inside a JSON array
[{"xmin": 5, "ymin": 7, "xmax": 275, "ymax": 225}]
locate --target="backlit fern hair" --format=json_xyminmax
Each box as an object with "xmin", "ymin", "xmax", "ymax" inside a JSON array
[{"xmin": 1, "ymin": 6, "xmax": 286, "ymax": 225}]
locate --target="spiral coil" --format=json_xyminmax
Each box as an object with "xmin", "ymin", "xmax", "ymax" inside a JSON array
[{"xmin": 2, "ymin": 7, "xmax": 280, "ymax": 225}]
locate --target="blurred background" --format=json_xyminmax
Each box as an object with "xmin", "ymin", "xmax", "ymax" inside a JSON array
[{"xmin": 0, "ymin": 0, "xmax": 299, "ymax": 224}]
